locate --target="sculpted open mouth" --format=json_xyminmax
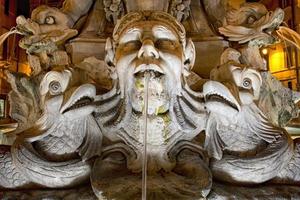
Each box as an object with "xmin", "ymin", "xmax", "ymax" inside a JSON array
[
  {"xmin": 205, "ymin": 93, "xmax": 239, "ymax": 111},
  {"xmin": 255, "ymin": 8, "xmax": 284, "ymax": 40},
  {"xmin": 130, "ymin": 63, "xmax": 169, "ymax": 115},
  {"xmin": 262, "ymin": 27, "xmax": 275, "ymax": 36},
  {"xmin": 203, "ymin": 81, "xmax": 240, "ymax": 111},
  {"xmin": 16, "ymin": 16, "xmax": 39, "ymax": 36},
  {"xmin": 62, "ymin": 96, "xmax": 94, "ymax": 114},
  {"xmin": 134, "ymin": 64, "xmax": 165, "ymax": 77},
  {"xmin": 261, "ymin": 26, "xmax": 279, "ymax": 42},
  {"xmin": 17, "ymin": 27, "xmax": 34, "ymax": 36},
  {"xmin": 60, "ymin": 84, "xmax": 96, "ymax": 114}
]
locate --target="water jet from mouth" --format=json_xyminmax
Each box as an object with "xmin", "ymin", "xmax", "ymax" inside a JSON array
[{"xmin": 141, "ymin": 70, "xmax": 155, "ymax": 200}]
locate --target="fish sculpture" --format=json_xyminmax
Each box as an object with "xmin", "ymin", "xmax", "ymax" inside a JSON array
[
  {"xmin": 203, "ymin": 62, "xmax": 300, "ymax": 185},
  {"xmin": 0, "ymin": 0, "xmax": 94, "ymax": 75},
  {"xmin": 219, "ymin": 2, "xmax": 300, "ymax": 128},
  {"xmin": 219, "ymin": 3, "xmax": 284, "ymax": 70},
  {"xmin": 0, "ymin": 68, "xmax": 102, "ymax": 188}
]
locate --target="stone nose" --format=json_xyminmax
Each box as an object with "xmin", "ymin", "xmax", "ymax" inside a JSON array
[{"xmin": 137, "ymin": 39, "xmax": 159, "ymax": 59}]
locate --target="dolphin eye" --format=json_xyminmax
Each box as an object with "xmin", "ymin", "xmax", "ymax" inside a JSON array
[
  {"xmin": 247, "ymin": 15, "xmax": 257, "ymax": 24},
  {"xmin": 49, "ymin": 81, "xmax": 62, "ymax": 95},
  {"xmin": 45, "ymin": 16, "xmax": 55, "ymax": 25},
  {"xmin": 242, "ymin": 78, "xmax": 252, "ymax": 88}
]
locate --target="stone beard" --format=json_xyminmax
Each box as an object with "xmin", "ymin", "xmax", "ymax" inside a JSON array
[
  {"xmin": 93, "ymin": 11, "xmax": 207, "ymax": 177},
  {"xmin": 91, "ymin": 14, "xmax": 210, "ymax": 199},
  {"xmin": 96, "ymin": 14, "xmax": 206, "ymax": 148}
]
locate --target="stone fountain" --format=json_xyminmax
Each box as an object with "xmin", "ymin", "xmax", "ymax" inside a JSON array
[{"xmin": 1, "ymin": 0, "xmax": 300, "ymax": 199}]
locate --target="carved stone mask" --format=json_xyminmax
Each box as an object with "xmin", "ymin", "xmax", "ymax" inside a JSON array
[{"xmin": 105, "ymin": 11, "xmax": 195, "ymax": 115}]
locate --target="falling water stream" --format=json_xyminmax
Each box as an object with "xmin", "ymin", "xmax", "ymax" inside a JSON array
[
  {"xmin": 142, "ymin": 71, "xmax": 152, "ymax": 200},
  {"xmin": 276, "ymin": 26, "xmax": 300, "ymax": 50},
  {"xmin": 0, "ymin": 28, "xmax": 21, "ymax": 47}
]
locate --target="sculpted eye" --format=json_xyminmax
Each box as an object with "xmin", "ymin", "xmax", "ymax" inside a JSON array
[
  {"xmin": 45, "ymin": 16, "xmax": 55, "ymax": 25},
  {"xmin": 122, "ymin": 40, "xmax": 142, "ymax": 51},
  {"xmin": 155, "ymin": 39, "xmax": 176, "ymax": 50},
  {"xmin": 49, "ymin": 81, "xmax": 62, "ymax": 95},
  {"xmin": 247, "ymin": 15, "xmax": 257, "ymax": 24},
  {"xmin": 242, "ymin": 78, "xmax": 252, "ymax": 88}
]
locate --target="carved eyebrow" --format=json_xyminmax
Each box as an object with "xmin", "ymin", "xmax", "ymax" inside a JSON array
[
  {"xmin": 119, "ymin": 28, "xmax": 142, "ymax": 44},
  {"xmin": 152, "ymin": 25, "xmax": 177, "ymax": 41}
]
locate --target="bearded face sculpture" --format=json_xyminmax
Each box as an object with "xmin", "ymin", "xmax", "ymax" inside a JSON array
[
  {"xmin": 99, "ymin": 12, "xmax": 207, "ymax": 149},
  {"xmin": 106, "ymin": 12, "xmax": 195, "ymax": 116},
  {"xmin": 115, "ymin": 23, "xmax": 180, "ymax": 115},
  {"xmin": 92, "ymin": 11, "xmax": 211, "ymax": 199}
]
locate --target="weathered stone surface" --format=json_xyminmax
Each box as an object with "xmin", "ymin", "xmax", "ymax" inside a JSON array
[
  {"xmin": 1, "ymin": 183, "xmax": 300, "ymax": 200},
  {"xmin": 259, "ymin": 71, "xmax": 300, "ymax": 127},
  {"xmin": 1, "ymin": 0, "xmax": 300, "ymax": 199},
  {"xmin": 219, "ymin": 3, "xmax": 285, "ymax": 70},
  {"xmin": 0, "ymin": 186, "xmax": 97, "ymax": 200},
  {"xmin": 208, "ymin": 183, "xmax": 300, "ymax": 200}
]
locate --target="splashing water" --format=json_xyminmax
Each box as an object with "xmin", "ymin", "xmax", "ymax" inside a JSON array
[
  {"xmin": 142, "ymin": 71, "xmax": 155, "ymax": 200},
  {"xmin": 276, "ymin": 26, "xmax": 300, "ymax": 50},
  {"xmin": 0, "ymin": 28, "xmax": 22, "ymax": 47}
]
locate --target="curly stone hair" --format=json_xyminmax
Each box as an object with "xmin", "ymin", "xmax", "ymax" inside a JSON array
[{"xmin": 112, "ymin": 11, "xmax": 186, "ymax": 47}]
